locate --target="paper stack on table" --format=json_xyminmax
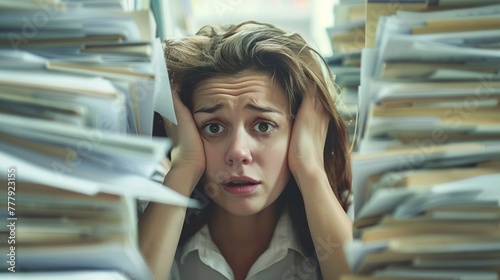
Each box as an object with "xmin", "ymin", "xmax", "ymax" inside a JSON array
[
  {"xmin": 343, "ymin": 2, "xmax": 500, "ymax": 280},
  {"xmin": 0, "ymin": 1, "xmax": 194, "ymax": 279},
  {"xmin": 327, "ymin": 0, "xmax": 365, "ymax": 145}
]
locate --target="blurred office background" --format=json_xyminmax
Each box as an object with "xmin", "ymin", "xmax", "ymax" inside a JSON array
[{"xmin": 158, "ymin": 0, "xmax": 340, "ymax": 57}]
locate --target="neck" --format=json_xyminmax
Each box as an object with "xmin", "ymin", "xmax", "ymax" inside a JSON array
[
  {"xmin": 209, "ymin": 203, "xmax": 280, "ymax": 245},
  {"xmin": 208, "ymin": 203, "xmax": 281, "ymax": 280}
]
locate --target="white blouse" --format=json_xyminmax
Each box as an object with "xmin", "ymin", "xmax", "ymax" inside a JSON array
[{"xmin": 169, "ymin": 212, "xmax": 321, "ymax": 280}]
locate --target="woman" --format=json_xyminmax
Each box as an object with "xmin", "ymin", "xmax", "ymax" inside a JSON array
[{"xmin": 140, "ymin": 21, "xmax": 352, "ymax": 280}]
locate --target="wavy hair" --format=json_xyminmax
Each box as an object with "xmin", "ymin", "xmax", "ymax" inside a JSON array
[{"xmin": 163, "ymin": 21, "xmax": 352, "ymax": 256}]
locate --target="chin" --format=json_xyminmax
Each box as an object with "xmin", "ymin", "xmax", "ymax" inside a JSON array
[{"xmin": 215, "ymin": 199, "xmax": 270, "ymax": 217}]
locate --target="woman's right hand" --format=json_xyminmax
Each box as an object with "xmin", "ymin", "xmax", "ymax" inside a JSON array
[{"xmin": 162, "ymin": 85, "xmax": 206, "ymax": 194}]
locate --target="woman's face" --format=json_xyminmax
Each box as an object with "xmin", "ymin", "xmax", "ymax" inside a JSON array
[{"xmin": 192, "ymin": 70, "xmax": 292, "ymax": 217}]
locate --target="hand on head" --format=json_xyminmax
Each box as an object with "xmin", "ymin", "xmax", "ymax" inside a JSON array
[
  {"xmin": 288, "ymin": 85, "xmax": 329, "ymax": 184},
  {"xmin": 163, "ymin": 85, "xmax": 206, "ymax": 192}
]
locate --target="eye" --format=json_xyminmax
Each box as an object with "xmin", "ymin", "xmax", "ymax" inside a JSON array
[
  {"xmin": 253, "ymin": 122, "xmax": 275, "ymax": 133},
  {"xmin": 203, "ymin": 123, "xmax": 226, "ymax": 135}
]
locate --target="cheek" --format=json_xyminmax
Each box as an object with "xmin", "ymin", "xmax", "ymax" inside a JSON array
[
  {"xmin": 201, "ymin": 140, "xmax": 231, "ymax": 187},
  {"xmin": 262, "ymin": 142, "xmax": 288, "ymax": 167},
  {"xmin": 258, "ymin": 136, "xmax": 290, "ymax": 179},
  {"xmin": 262, "ymin": 140, "xmax": 291, "ymax": 197},
  {"xmin": 202, "ymin": 140, "xmax": 221, "ymax": 169}
]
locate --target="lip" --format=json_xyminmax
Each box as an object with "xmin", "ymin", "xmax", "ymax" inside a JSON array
[
  {"xmin": 222, "ymin": 175, "xmax": 260, "ymax": 195},
  {"xmin": 222, "ymin": 175, "xmax": 260, "ymax": 185}
]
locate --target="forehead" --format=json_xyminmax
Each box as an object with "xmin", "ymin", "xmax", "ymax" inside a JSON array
[{"xmin": 192, "ymin": 70, "xmax": 288, "ymax": 109}]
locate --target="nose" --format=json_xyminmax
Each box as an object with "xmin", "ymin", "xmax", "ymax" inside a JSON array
[{"xmin": 225, "ymin": 127, "xmax": 253, "ymax": 166}]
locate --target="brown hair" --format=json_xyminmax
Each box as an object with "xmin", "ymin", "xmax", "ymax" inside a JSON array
[{"xmin": 163, "ymin": 21, "xmax": 352, "ymax": 256}]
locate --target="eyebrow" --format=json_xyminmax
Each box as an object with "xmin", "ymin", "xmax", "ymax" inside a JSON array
[
  {"xmin": 244, "ymin": 104, "xmax": 283, "ymax": 115},
  {"xmin": 193, "ymin": 103, "xmax": 284, "ymax": 115},
  {"xmin": 193, "ymin": 103, "xmax": 223, "ymax": 114}
]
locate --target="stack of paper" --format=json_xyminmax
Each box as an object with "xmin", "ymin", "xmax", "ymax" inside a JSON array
[
  {"xmin": 0, "ymin": 1, "xmax": 176, "ymax": 135},
  {"xmin": 358, "ymin": 2, "xmax": 500, "ymax": 152},
  {"xmin": 343, "ymin": 2, "xmax": 500, "ymax": 280},
  {"xmin": 0, "ymin": 183, "xmax": 149, "ymax": 280},
  {"xmin": 0, "ymin": 1, "xmax": 193, "ymax": 279},
  {"xmin": 327, "ymin": 0, "xmax": 365, "ymax": 144},
  {"xmin": 364, "ymin": 0, "xmax": 500, "ymax": 48},
  {"xmin": 328, "ymin": 0, "xmax": 365, "ymax": 54}
]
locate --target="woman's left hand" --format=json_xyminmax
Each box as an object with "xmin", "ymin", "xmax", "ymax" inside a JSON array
[{"xmin": 288, "ymin": 85, "xmax": 330, "ymax": 186}]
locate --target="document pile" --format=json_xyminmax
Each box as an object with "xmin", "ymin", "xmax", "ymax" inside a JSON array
[
  {"xmin": 343, "ymin": 2, "xmax": 500, "ymax": 280},
  {"xmin": 327, "ymin": 0, "xmax": 365, "ymax": 143},
  {"xmin": 0, "ymin": 1, "xmax": 194, "ymax": 279}
]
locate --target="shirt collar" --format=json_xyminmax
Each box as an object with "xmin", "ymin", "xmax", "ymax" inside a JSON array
[{"xmin": 178, "ymin": 210, "xmax": 308, "ymax": 265}]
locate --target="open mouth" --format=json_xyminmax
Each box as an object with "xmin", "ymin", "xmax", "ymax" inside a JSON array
[
  {"xmin": 221, "ymin": 176, "xmax": 260, "ymax": 194},
  {"xmin": 222, "ymin": 175, "xmax": 260, "ymax": 186},
  {"xmin": 223, "ymin": 181, "xmax": 258, "ymax": 187}
]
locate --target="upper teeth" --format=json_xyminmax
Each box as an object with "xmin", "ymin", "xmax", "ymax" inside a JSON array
[{"xmin": 229, "ymin": 181, "xmax": 250, "ymax": 185}]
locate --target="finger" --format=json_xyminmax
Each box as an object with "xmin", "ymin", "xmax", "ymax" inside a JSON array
[
  {"xmin": 297, "ymin": 86, "xmax": 314, "ymax": 118},
  {"xmin": 301, "ymin": 85, "xmax": 327, "ymax": 118},
  {"xmin": 309, "ymin": 86, "xmax": 326, "ymax": 113}
]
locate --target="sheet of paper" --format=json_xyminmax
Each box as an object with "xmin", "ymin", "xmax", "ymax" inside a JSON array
[
  {"xmin": 0, "ymin": 113, "xmax": 168, "ymax": 162},
  {"xmin": 374, "ymin": 268, "xmax": 499, "ymax": 280},
  {"xmin": 380, "ymin": 35, "xmax": 500, "ymax": 66},
  {"xmin": 431, "ymin": 173, "xmax": 500, "ymax": 195},
  {"xmin": 395, "ymin": 4, "xmax": 500, "ymax": 20},
  {"xmin": 357, "ymin": 47, "xmax": 379, "ymax": 142},
  {"xmin": 393, "ymin": 190, "xmax": 492, "ymax": 219},
  {"xmin": 0, "ymin": 271, "xmax": 131, "ymax": 280},
  {"xmin": 352, "ymin": 143, "xmax": 500, "ymax": 218},
  {"xmin": 0, "ymin": 151, "xmax": 199, "ymax": 208},
  {"xmin": 152, "ymin": 37, "xmax": 177, "ymax": 124},
  {"xmin": 357, "ymin": 188, "xmax": 422, "ymax": 219},
  {"xmin": 0, "ymin": 241, "xmax": 152, "ymax": 280},
  {"xmin": 0, "ymin": 49, "xmax": 47, "ymax": 69},
  {"xmin": 343, "ymin": 240, "xmax": 388, "ymax": 274}
]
